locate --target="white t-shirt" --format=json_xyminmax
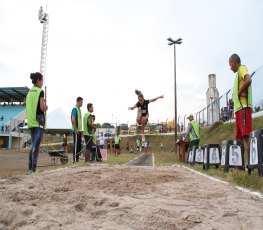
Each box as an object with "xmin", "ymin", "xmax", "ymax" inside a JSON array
[{"xmin": 99, "ymin": 136, "xmax": 104, "ymax": 145}]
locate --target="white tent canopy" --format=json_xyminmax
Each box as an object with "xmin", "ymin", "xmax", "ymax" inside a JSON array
[{"xmin": 46, "ymin": 107, "xmax": 71, "ymax": 132}]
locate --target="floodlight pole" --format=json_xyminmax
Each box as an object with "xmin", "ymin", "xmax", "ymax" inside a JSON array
[
  {"xmin": 38, "ymin": 6, "xmax": 49, "ymax": 82},
  {"xmin": 167, "ymin": 37, "xmax": 182, "ymax": 153}
]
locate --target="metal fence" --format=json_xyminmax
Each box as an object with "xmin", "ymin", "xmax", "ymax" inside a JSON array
[{"xmin": 178, "ymin": 65, "xmax": 263, "ymax": 132}]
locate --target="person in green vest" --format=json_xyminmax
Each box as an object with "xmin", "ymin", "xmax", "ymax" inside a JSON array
[
  {"xmin": 83, "ymin": 103, "xmax": 96, "ymax": 162},
  {"xmin": 90, "ymin": 114, "xmax": 102, "ymax": 162},
  {"xmin": 26, "ymin": 72, "xmax": 48, "ymax": 174},
  {"xmin": 229, "ymin": 53, "xmax": 252, "ymax": 156},
  {"xmin": 71, "ymin": 96, "xmax": 83, "ymax": 163},
  {"xmin": 114, "ymin": 132, "xmax": 121, "ymax": 156},
  {"xmin": 184, "ymin": 113, "xmax": 200, "ymax": 149}
]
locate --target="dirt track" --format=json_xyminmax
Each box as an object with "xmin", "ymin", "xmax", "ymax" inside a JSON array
[
  {"xmin": 0, "ymin": 150, "xmax": 53, "ymax": 178},
  {"xmin": 0, "ymin": 150, "xmax": 263, "ymax": 229}
]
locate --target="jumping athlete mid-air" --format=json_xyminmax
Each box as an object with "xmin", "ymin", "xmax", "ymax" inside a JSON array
[{"xmin": 128, "ymin": 89, "xmax": 164, "ymax": 141}]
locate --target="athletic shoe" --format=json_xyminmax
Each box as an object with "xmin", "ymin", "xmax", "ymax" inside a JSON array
[
  {"xmin": 32, "ymin": 169, "xmax": 38, "ymax": 173},
  {"xmin": 26, "ymin": 170, "xmax": 33, "ymax": 175}
]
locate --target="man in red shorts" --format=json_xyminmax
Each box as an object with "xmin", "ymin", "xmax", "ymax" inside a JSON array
[{"xmin": 229, "ymin": 54, "xmax": 252, "ymax": 157}]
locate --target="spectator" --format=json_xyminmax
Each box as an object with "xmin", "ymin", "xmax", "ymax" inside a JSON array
[
  {"xmin": 184, "ymin": 113, "xmax": 200, "ymax": 149},
  {"xmin": 0, "ymin": 115, "xmax": 3, "ymax": 121},
  {"xmin": 90, "ymin": 114, "xmax": 102, "ymax": 162},
  {"xmin": 83, "ymin": 103, "xmax": 96, "ymax": 162},
  {"xmin": 111, "ymin": 137, "xmax": 115, "ymax": 153},
  {"xmin": 220, "ymin": 106, "xmax": 226, "ymax": 122},
  {"xmin": 107, "ymin": 138, "xmax": 111, "ymax": 154},
  {"xmin": 229, "ymin": 54, "xmax": 252, "ymax": 158},
  {"xmin": 136, "ymin": 137, "xmax": 140, "ymax": 153},
  {"xmin": 26, "ymin": 72, "xmax": 48, "ymax": 174},
  {"xmin": 129, "ymin": 145, "xmax": 134, "ymax": 153},
  {"xmin": 144, "ymin": 141, "xmax": 148, "ymax": 153},
  {"xmin": 71, "ymin": 97, "xmax": 83, "ymax": 163},
  {"xmin": 228, "ymin": 98, "xmax": 234, "ymax": 120},
  {"xmin": 99, "ymin": 132, "xmax": 105, "ymax": 149},
  {"xmin": 180, "ymin": 122, "xmax": 184, "ymax": 132},
  {"xmin": 160, "ymin": 141, "xmax": 163, "ymax": 151},
  {"xmin": 91, "ymin": 144, "xmax": 102, "ymax": 162},
  {"xmin": 114, "ymin": 132, "xmax": 121, "ymax": 155}
]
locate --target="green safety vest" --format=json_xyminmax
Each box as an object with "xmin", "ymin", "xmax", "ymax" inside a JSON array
[
  {"xmin": 83, "ymin": 112, "xmax": 92, "ymax": 136},
  {"xmin": 26, "ymin": 86, "xmax": 45, "ymax": 128},
  {"xmin": 233, "ymin": 65, "xmax": 252, "ymax": 113},
  {"xmin": 115, "ymin": 135, "xmax": 121, "ymax": 144},
  {"xmin": 189, "ymin": 120, "xmax": 200, "ymax": 141},
  {"xmin": 71, "ymin": 105, "xmax": 82, "ymax": 131}
]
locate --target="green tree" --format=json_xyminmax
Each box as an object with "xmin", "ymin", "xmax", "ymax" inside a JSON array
[{"xmin": 102, "ymin": 123, "xmax": 114, "ymax": 128}]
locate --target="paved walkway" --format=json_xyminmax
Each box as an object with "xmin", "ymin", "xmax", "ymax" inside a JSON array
[{"xmin": 126, "ymin": 153, "xmax": 153, "ymax": 166}]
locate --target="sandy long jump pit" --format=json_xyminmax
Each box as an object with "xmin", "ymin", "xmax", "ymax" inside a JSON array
[{"xmin": 0, "ymin": 165, "xmax": 263, "ymax": 230}]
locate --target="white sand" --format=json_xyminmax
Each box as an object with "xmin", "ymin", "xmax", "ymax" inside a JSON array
[{"xmin": 0, "ymin": 165, "xmax": 263, "ymax": 230}]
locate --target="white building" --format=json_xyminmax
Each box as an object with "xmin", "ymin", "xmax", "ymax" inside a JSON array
[{"xmin": 206, "ymin": 74, "xmax": 219, "ymax": 125}]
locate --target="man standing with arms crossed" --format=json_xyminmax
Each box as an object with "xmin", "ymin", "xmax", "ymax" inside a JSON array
[
  {"xmin": 71, "ymin": 97, "xmax": 83, "ymax": 163},
  {"xmin": 229, "ymin": 54, "xmax": 252, "ymax": 158}
]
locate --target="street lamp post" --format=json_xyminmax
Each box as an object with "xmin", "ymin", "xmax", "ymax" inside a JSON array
[{"xmin": 167, "ymin": 37, "xmax": 182, "ymax": 152}]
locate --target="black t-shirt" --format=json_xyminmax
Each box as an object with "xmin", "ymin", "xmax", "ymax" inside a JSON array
[
  {"xmin": 136, "ymin": 99, "xmax": 149, "ymax": 116},
  {"xmin": 36, "ymin": 91, "xmax": 44, "ymax": 116}
]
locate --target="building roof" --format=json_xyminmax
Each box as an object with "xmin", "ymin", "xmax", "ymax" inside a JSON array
[{"xmin": 0, "ymin": 87, "xmax": 29, "ymax": 103}]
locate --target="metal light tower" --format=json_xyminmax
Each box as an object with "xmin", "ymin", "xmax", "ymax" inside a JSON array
[
  {"xmin": 38, "ymin": 6, "xmax": 49, "ymax": 81},
  {"xmin": 167, "ymin": 37, "xmax": 182, "ymax": 152}
]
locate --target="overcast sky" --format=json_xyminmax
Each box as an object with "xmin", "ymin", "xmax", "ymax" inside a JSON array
[{"xmin": 1, "ymin": 0, "xmax": 263, "ymax": 126}]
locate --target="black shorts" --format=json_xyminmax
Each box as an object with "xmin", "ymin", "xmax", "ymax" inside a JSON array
[
  {"xmin": 84, "ymin": 135, "xmax": 93, "ymax": 149},
  {"xmin": 115, "ymin": 144, "xmax": 120, "ymax": 149},
  {"xmin": 142, "ymin": 114, "xmax": 149, "ymax": 120}
]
